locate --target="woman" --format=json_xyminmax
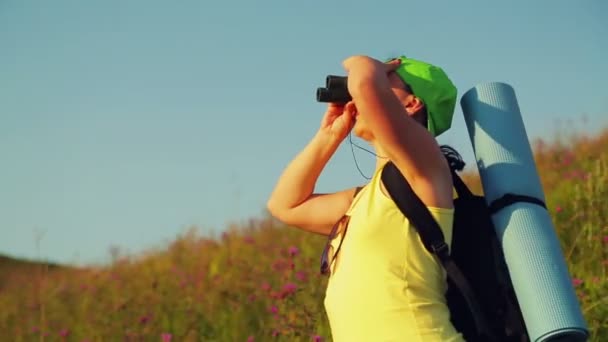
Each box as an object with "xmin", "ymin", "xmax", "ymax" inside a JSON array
[{"xmin": 267, "ymin": 55, "xmax": 464, "ymax": 341}]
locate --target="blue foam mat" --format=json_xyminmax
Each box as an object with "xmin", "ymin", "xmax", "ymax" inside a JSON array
[{"xmin": 460, "ymin": 82, "xmax": 588, "ymax": 342}]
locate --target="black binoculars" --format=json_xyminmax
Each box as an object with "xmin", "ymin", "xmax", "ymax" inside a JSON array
[{"xmin": 316, "ymin": 75, "xmax": 352, "ymax": 104}]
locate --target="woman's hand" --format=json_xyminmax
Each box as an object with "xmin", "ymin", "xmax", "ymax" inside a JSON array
[{"xmin": 319, "ymin": 102, "xmax": 357, "ymax": 142}]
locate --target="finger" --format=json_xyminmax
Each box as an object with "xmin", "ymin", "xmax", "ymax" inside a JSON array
[
  {"xmin": 330, "ymin": 101, "xmax": 346, "ymax": 108},
  {"xmin": 327, "ymin": 102, "xmax": 345, "ymax": 113},
  {"xmin": 341, "ymin": 110, "xmax": 354, "ymax": 129},
  {"xmin": 385, "ymin": 58, "xmax": 401, "ymax": 71},
  {"xmin": 343, "ymin": 105, "xmax": 357, "ymax": 130},
  {"xmin": 336, "ymin": 104, "xmax": 353, "ymax": 125},
  {"xmin": 344, "ymin": 101, "xmax": 357, "ymax": 116}
]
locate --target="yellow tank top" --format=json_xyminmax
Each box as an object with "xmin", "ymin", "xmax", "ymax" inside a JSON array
[{"xmin": 323, "ymin": 166, "xmax": 465, "ymax": 342}]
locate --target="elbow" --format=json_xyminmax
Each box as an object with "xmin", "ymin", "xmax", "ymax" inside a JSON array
[
  {"xmin": 267, "ymin": 199, "xmax": 301, "ymax": 228},
  {"xmin": 266, "ymin": 199, "xmax": 278, "ymax": 218},
  {"xmin": 266, "ymin": 198, "xmax": 278, "ymax": 217},
  {"xmin": 266, "ymin": 199, "xmax": 287, "ymax": 222}
]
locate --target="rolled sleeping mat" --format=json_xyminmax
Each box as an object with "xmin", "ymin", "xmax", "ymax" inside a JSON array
[{"xmin": 460, "ymin": 82, "xmax": 589, "ymax": 342}]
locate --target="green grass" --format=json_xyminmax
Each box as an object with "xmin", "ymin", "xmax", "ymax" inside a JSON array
[{"xmin": 1, "ymin": 128, "xmax": 607, "ymax": 341}]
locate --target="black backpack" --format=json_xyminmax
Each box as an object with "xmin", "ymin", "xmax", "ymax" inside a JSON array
[{"xmin": 381, "ymin": 145, "xmax": 540, "ymax": 342}]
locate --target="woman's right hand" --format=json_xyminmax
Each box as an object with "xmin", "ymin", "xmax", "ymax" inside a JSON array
[{"xmin": 319, "ymin": 101, "xmax": 357, "ymax": 142}]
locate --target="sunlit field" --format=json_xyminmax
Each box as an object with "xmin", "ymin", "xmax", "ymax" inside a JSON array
[{"xmin": 1, "ymin": 128, "xmax": 607, "ymax": 341}]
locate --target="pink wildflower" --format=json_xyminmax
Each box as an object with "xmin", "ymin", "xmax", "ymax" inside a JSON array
[
  {"xmin": 282, "ymin": 283, "xmax": 297, "ymax": 295},
  {"xmin": 139, "ymin": 315, "xmax": 151, "ymax": 325},
  {"xmin": 272, "ymin": 259, "xmax": 288, "ymax": 272},
  {"xmin": 288, "ymin": 246, "xmax": 300, "ymax": 257},
  {"xmin": 261, "ymin": 282, "xmax": 271, "ymax": 291},
  {"xmin": 161, "ymin": 333, "xmax": 172, "ymax": 342},
  {"xmin": 572, "ymin": 278, "xmax": 583, "ymax": 287},
  {"xmin": 295, "ymin": 271, "xmax": 308, "ymax": 282}
]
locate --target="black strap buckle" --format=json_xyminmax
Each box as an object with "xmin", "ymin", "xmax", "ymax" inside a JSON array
[{"xmin": 431, "ymin": 241, "xmax": 450, "ymax": 259}]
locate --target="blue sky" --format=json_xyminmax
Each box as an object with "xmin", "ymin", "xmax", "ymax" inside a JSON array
[{"xmin": 1, "ymin": 0, "xmax": 606, "ymax": 266}]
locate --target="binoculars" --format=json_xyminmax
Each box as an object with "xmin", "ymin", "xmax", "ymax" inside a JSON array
[{"xmin": 316, "ymin": 75, "xmax": 351, "ymax": 104}]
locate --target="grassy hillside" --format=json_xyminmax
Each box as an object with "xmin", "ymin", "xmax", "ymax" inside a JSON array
[
  {"xmin": 0, "ymin": 254, "xmax": 63, "ymax": 290},
  {"xmin": 1, "ymin": 128, "xmax": 607, "ymax": 341}
]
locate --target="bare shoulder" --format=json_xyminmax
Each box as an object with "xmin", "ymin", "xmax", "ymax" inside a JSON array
[{"xmin": 379, "ymin": 164, "xmax": 454, "ymax": 210}]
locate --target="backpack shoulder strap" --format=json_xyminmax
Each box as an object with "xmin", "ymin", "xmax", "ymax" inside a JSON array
[
  {"xmin": 379, "ymin": 146, "xmax": 466, "ymax": 251},
  {"xmin": 380, "ymin": 161, "xmax": 496, "ymax": 342},
  {"xmin": 380, "ymin": 162, "xmax": 451, "ymax": 257}
]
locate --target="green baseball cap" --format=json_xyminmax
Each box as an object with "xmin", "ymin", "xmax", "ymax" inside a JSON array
[{"xmin": 387, "ymin": 55, "xmax": 457, "ymax": 137}]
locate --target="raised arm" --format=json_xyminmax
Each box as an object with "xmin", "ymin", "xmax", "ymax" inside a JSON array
[
  {"xmin": 266, "ymin": 103, "xmax": 362, "ymax": 235},
  {"xmin": 343, "ymin": 56, "xmax": 453, "ymax": 209}
]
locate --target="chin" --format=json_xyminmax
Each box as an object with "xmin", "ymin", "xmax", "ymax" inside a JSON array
[{"xmin": 353, "ymin": 128, "xmax": 372, "ymax": 142}]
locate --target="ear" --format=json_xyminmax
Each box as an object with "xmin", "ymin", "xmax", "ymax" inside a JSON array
[{"xmin": 405, "ymin": 96, "xmax": 425, "ymax": 115}]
